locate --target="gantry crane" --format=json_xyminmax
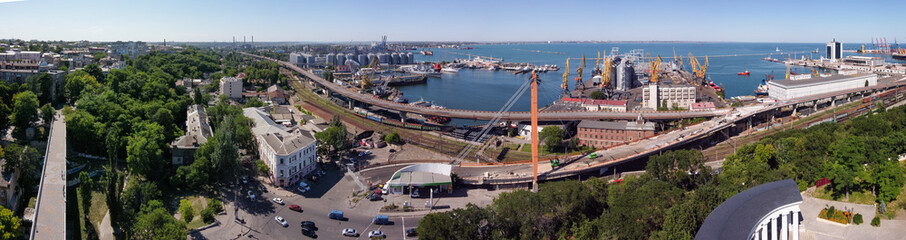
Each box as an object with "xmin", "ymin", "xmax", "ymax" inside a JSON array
[
  {"xmin": 361, "ymin": 56, "xmax": 379, "ymax": 89},
  {"xmin": 649, "ymin": 55, "xmax": 662, "ymax": 83},
  {"xmin": 602, "ymin": 51, "xmax": 612, "ymax": 90},
  {"xmin": 575, "ymin": 55, "xmax": 586, "ymax": 92},
  {"xmin": 562, "ymin": 58, "xmax": 570, "ymax": 95}
]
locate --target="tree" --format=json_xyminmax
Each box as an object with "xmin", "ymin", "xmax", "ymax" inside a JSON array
[
  {"xmin": 539, "ymin": 126, "xmax": 564, "ymax": 153},
  {"xmin": 131, "ymin": 200, "xmax": 187, "ymax": 240},
  {"xmin": 211, "ymin": 117, "xmax": 240, "ymax": 180},
  {"xmin": 314, "ymin": 125, "xmax": 349, "ymax": 158},
  {"xmin": 0, "ymin": 205, "xmax": 21, "ymax": 239},
  {"xmin": 179, "ymin": 199, "xmax": 194, "ymax": 223},
  {"xmin": 829, "ymin": 136, "xmax": 868, "ymax": 200},
  {"xmin": 65, "ymin": 70, "xmax": 100, "ymax": 104},
  {"xmin": 25, "ymin": 73, "xmax": 53, "ymax": 105},
  {"xmin": 78, "ymin": 172, "xmax": 93, "ymax": 223},
  {"xmin": 384, "ymin": 132, "xmax": 401, "ymax": 145},
  {"xmin": 11, "ymin": 91, "xmax": 39, "ymax": 134},
  {"xmin": 257, "ymin": 160, "xmax": 270, "ymax": 177},
  {"xmin": 126, "ymin": 123, "xmax": 166, "ymax": 179},
  {"xmin": 40, "ymin": 103, "xmax": 55, "ymax": 127},
  {"xmin": 2, "ymin": 144, "xmax": 41, "ymax": 190},
  {"xmin": 589, "ymin": 91, "xmax": 605, "ymax": 100},
  {"xmin": 83, "ymin": 64, "xmax": 105, "ymax": 83},
  {"xmin": 875, "ymin": 160, "xmax": 905, "ymax": 203}
]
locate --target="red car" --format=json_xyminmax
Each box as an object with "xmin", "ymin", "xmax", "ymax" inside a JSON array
[{"xmin": 289, "ymin": 205, "xmax": 302, "ymax": 212}]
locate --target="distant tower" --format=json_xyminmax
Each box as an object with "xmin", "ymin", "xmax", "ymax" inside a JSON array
[
  {"xmin": 233, "ymin": 36, "xmax": 235, "ymax": 45},
  {"xmin": 826, "ymin": 39, "xmax": 843, "ymax": 60},
  {"xmin": 381, "ymin": 35, "xmax": 387, "ymax": 52},
  {"xmin": 251, "ymin": 36, "xmax": 254, "ymax": 45},
  {"xmin": 243, "ymin": 36, "xmax": 246, "ymax": 45}
]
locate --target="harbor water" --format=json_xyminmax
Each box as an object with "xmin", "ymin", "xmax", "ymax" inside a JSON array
[{"xmin": 396, "ymin": 43, "xmax": 904, "ymax": 125}]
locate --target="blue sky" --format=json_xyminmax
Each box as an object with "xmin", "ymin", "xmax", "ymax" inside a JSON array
[{"xmin": 0, "ymin": 0, "xmax": 903, "ymax": 43}]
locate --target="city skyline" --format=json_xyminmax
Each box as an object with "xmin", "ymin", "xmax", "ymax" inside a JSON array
[{"xmin": 1, "ymin": 0, "xmax": 904, "ymax": 43}]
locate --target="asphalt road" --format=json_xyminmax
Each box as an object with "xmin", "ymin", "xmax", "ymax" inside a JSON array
[{"xmin": 199, "ymin": 165, "xmax": 423, "ymax": 240}]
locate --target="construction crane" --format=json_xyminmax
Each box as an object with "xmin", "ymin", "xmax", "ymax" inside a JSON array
[
  {"xmin": 562, "ymin": 58, "xmax": 570, "ymax": 94},
  {"xmin": 786, "ymin": 61, "xmax": 791, "ymax": 80},
  {"xmin": 575, "ymin": 55, "xmax": 585, "ymax": 92},
  {"xmin": 811, "ymin": 67, "xmax": 819, "ymax": 77},
  {"xmin": 361, "ymin": 56, "xmax": 379, "ymax": 89},
  {"xmin": 649, "ymin": 55, "xmax": 662, "ymax": 83},
  {"xmin": 602, "ymin": 51, "xmax": 612, "ymax": 90},
  {"xmin": 595, "ymin": 52, "xmax": 601, "ymax": 74}
]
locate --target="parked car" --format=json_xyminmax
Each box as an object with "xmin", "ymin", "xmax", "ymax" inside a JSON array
[
  {"xmin": 366, "ymin": 194, "xmax": 382, "ymax": 201},
  {"xmin": 368, "ymin": 230, "xmax": 385, "ymax": 238},
  {"xmin": 272, "ymin": 198, "xmax": 284, "ymax": 205},
  {"xmin": 300, "ymin": 221, "xmax": 318, "ymax": 230},
  {"xmin": 289, "ymin": 205, "xmax": 302, "ymax": 212},
  {"xmin": 274, "ymin": 216, "xmax": 288, "ymax": 227},
  {"xmin": 241, "ymin": 176, "xmax": 248, "ymax": 184},
  {"xmin": 342, "ymin": 228, "xmax": 359, "ymax": 237},
  {"xmin": 372, "ymin": 215, "xmax": 390, "ymax": 225},
  {"xmin": 247, "ymin": 190, "xmax": 255, "ymax": 199},
  {"xmin": 302, "ymin": 227, "xmax": 317, "ymax": 238},
  {"xmin": 308, "ymin": 175, "xmax": 319, "ymax": 183},
  {"xmin": 299, "ymin": 181, "xmax": 312, "ymax": 190},
  {"xmin": 406, "ymin": 228, "xmax": 417, "ymax": 237},
  {"xmin": 328, "ymin": 210, "xmax": 344, "ymax": 220},
  {"xmin": 297, "ymin": 186, "xmax": 308, "ymax": 193},
  {"xmin": 410, "ymin": 190, "xmax": 420, "ymax": 198}
]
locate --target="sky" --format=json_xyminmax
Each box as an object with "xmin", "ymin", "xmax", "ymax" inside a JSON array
[{"xmin": 1, "ymin": 0, "xmax": 904, "ymax": 43}]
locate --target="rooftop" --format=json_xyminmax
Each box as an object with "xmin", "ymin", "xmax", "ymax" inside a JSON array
[
  {"xmin": 577, "ymin": 120, "xmax": 655, "ymax": 131},
  {"xmin": 243, "ymin": 107, "xmax": 315, "ymax": 156},
  {"xmin": 695, "ymin": 179, "xmax": 803, "ymax": 240},
  {"xmin": 768, "ymin": 73, "xmax": 875, "ymax": 88},
  {"xmin": 172, "ymin": 105, "xmax": 213, "ymax": 149}
]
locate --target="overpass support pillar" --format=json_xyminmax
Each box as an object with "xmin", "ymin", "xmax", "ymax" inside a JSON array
[
  {"xmin": 400, "ymin": 111, "xmax": 408, "ymax": 123},
  {"xmin": 831, "ymin": 97, "xmax": 836, "ymax": 107},
  {"xmin": 813, "ymin": 100, "xmax": 818, "ymax": 112},
  {"xmin": 792, "ymin": 104, "xmax": 797, "ymax": 116},
  {"xmin": 348, "ymin": 99, "xmax": 355, "ymax": 109}
]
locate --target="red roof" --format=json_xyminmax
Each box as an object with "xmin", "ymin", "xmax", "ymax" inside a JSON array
[
  {"xmin": 690, "ymin": 102, "xmax": 716, "ymax": 110},
  {"xmin": 236, "ymin": 72, "xmax": 247, "ymax": 79}
]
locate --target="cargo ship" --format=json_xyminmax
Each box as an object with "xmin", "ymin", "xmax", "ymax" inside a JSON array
[
  {"xmin": 893, "ymin": 53, "xmax": 906, "ymax": 60},
  {"xmin": 376, "ymin": 75, "xmax": 427, "ymax": 86}
]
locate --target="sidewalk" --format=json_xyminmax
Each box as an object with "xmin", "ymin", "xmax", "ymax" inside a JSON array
[{"xmin": 799, "ymin": 194, "xmax": 906, "ymax": 240}]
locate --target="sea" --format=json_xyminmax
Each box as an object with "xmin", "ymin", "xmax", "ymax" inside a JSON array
[{"xmin": 396, "ymin": 42, "xmax": 905, "ymax": 126}]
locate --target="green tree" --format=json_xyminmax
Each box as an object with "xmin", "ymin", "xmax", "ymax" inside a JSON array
[
  {"xmin": 0, "ymin": 205, "xmax": 21, "ymax": 239},
  {"xmin": 257, "ymin": 160, "xmax": 270, "ymax": 177},
  {"xmin": 875, "ymin": 160, "xmax": 905, "ymax": 203},
  {"xmin": 829, "ymin": 136, "xmax": 868, "ymax": 200},
  {"xmin": 589, "ymin": 91, "xmax": 605, "ymax": 100},
  {"xmin": 25, "ymin": 73, "xmax": 53, "ymax": 105},
  {"xmin": 2, "ymin": 144, "xmax": 41, "ymax": 190},
  {"xmin": 11, "ymin": 91, "xmax": 39, "ymax": 134},
  {"xmin": 314, "ymin": 125, "xmax": 349, "ymax": 158},
  {"xmin": 83, "ymin": 64, "xmax": 105, "ymax": 83},
  {"xmin": 78, "ymin": 172, "xmax": 93, "ymax": 223},
  {"xmin": 126, "ymin": 123, "xmax": 166, "ymax": 179},
  {"xmin": 131, "ymin": 200, "xmax": 187, "ymax": 240},
  {"xmin": 384, "ymin": 132, "xmax": 401, "ymax": 145},
  {"xmin": 40, "ymin": 103, "xmax": 55, "ymax": 127},
  {"xmin": 539, "ymin": 126, "xmax": 564, "ymax": 153},
  {"xmin": 211, "ymin": 117, "xmax": 240, "ymax": 180},
  {"xmin": 65, "ymin": 70, "xmax": 100, "ymax": 104},
  {"xmin": 179, "ymin": 199, "xmax": 194, "ymax": 223}
]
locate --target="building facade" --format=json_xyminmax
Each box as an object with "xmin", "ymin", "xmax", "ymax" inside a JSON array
[
  {"xmin": 171, "ymin": 105, "xmax": 213, "ymax": 165},
  {"xmin": 220, "ymin": 76, "xmax": 243, "ymax": 99},
  {"xmin": 826, "ymin": 39, "xmax": 842, "ymax": 60},
  {"xmin": 244, "ymin": 108, "xmax": 318, "ymax": 188},
  {"xmin": 577, "ymin": 119, "xmax": 656, "ymax": 149},
  {"xmin": 642, "ymin": 84, "xmax": 697, "ymax": 109},
  {"xmin": 767, "ymin": 73, "xmax": 878, "ymax": 101}
]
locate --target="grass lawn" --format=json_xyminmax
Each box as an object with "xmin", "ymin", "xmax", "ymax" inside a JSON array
[
  {"xmin": 181, "ymin": 195, "xmax": 211, "ymax": 229},
  {"xmin": 812, "ymin": 186, "xmax": 877, "ymax": 205},
  {"xmin": 72, "ymin": 187, "xmax": 108, "ymax": 240}
]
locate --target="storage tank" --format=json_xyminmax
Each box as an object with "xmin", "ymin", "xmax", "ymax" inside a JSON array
[
  {"xmin": 336, "ymin": 54, "xmax": 346, "ymax": 66},
  {"xmin": 616, "ymin": 58, "xmax": 634, "ymax": 91},
  {"xmin": 367, "ymin": 53, "xmax": 376, "ymax": 65},
  {"xmin": 378, "ymin": 53, "xmax": 390, "ymax": 64},
  {"xmin": 326, "ymin": 53, "xmax": 336, "ymax": 65},
  {"xmin": 358, "ymin": 54, "xmax": 368, "ymax": 65},
  {"xmin": 407, "ymin": 52, "xmax": 415, "ymax": 64},
  {"xmin": 391, "ymin": 53, "xmax": 400, "ymax": 65},
  {"xmin": 346, "ymin": 54, "xmax": 355, "ymax": 64}
]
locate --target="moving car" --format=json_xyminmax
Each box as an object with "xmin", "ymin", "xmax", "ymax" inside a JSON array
[
  {"xmin": 288, "ymin": 205, "xmax": 302, "ymax": 212},
  {"xmin": 328, "ymin": 210, "xmax": 344, "ymax": 220},
  {"xmin": 372, "ymin": 215, "xmax": 390, "ymax": 225},
  {"xmin": 241, "ymin": 176, "xmax": 248, "ymax": 184},
  {"xmin": 300, "ymin": 221, "xmax": 317, "ymax": 230},
  {"xmin": 274, "ymin": 216, "xmax": 288, "ymax": 227},
  {"xmin": 368, "ymin": 230, "xmax": 385, "ymax": 238},
  {"xmin": 342, "ymin": 228, "xmax": 359, "ymax": 237},
  {"xmin": 272, "ymin": 198, "xmax": 284, "ymax": 205}
]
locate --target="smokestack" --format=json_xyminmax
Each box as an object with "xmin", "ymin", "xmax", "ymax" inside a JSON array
[
  {"xmin": 233, "ymin": 36, "xmax": 235, "ymax": 44},
  {"xmin": 243, "ymin": 36, "xmax": 246, "ymax": 44},
  {"xmin": 251, "ymin": 36, "xmax": 254, "ymax": 45}
]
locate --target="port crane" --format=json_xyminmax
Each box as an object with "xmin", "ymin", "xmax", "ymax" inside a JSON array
[
  {"xmin": 562, "ymin": 58, "xmax": 570, "ymax": 95},
  {"xmin": 649, "ymin": 55, "xmax": 662, "ymax": 83},
  {"xmin": 361, "ymin": 56, "xmax": 380, "ymax": 89},
  {"xmin": 602, "ymin": 51, "xmax": 613, "ymax": 91},
  {"xmin": 574, "ymin": 55, "xmax": 586, "ymax": 92}
]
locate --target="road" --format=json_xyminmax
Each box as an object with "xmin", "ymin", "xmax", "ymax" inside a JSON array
[
  {"xmin": 198, "ymin": 165, "xmax": 423, "ymax": 240},
  {"xmin": 243, "ymin": 52, "xmax": 729, "ymax": 121},
  {"xmin": 31, "ymin": 112, "xmax": 66, "ymax": 240}
]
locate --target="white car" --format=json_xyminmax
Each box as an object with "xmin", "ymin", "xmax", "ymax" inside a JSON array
[
  {"xmin": 272, "ymin": 198, "xmax": 284, "ymax": 205},
  {"xmin": 368, "ymin": 230, "xmax": 385, "ymax": 238},
  {"xmin": 274, "ymin": 216, "xmax": 288, "ymax": 227},
  {"xmin": 247, "ymin": 190, "xmax": 255, "ymax": 199},
  {"xmin": 241, "ymin": 176, "xmax": 248, "ymax": 184},
  {"xmin": 342, "ymin": 228, "xmax": 359, "ymax": 237}
]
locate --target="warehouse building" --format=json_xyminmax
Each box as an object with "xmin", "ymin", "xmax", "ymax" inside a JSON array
[{"xmin": 767, "ymin": 73, "xmax": 877, "ymax": 101}]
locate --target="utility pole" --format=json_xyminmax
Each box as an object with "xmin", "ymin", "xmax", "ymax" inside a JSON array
[{"xmin": 531, "ymin": 70, "xmax": 540, "ymax": 192}]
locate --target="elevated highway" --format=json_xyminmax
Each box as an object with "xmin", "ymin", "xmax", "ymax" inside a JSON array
[{"xmin": 245, "ymin": 53, "xmax": 728, "ymax": 121}]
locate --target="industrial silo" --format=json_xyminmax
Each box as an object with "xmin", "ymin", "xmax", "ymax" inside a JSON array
[
  {"xmin": 367, "ymin": 53, "xmax": 376, "ymax": 65},
  {"xmin": 391, "ymin": 53, "xmax": 400, "ymax": 65},
  {"xmin": 326, "ymin": 53, "xmax": 336, "ymax": 65},
  {"xmin": 407, "ymin": 52, "xmax": 415, "ymax": 64},
  {"xmin": 378, "ymin": 53, "xmax": 389, "ymax": 64},
  {"xmin": 358, "ymin": 54, "xmax": 368, "ymax": 65}
]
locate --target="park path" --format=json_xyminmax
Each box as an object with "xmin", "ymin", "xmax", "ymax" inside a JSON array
[{"xmin": 799, "ymin": 194, "xmax": 906, "ymax": 240}]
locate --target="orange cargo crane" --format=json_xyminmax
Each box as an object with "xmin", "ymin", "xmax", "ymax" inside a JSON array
[
  {"xmin": 530, "ymin": 70, "xmax": 540, "ymax": 192},
  {"xmin": 811, "ymin": 67, "xmax": 819, "ymax": 77},
  {"xmin": 361, "ymin": 56, "xmax": 379, "ymax": 89},
  {"xmin": 575, "ymin": 55, "xmax": 586, "ymax": 92},
  {"xmin": 649, "ymin": 55, "xmax": 662, "ymax": 83},
  {"xmin": 602, "ymin": 51, "xmax": 612, "ymax": 89}
]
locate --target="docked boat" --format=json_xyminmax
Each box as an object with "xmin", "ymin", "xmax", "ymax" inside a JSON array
[
  {"xmin": 893, "ymin": 53, "xmax": 906, "ymax": 60},
  {"xmin": 775, "ymin": 47, "xmax": 780, "ymax": 52},
  {"xmin": 401, "ymin": 65, "xmax": 441, "ymax": 78},
  {"xmin": 441, "ymin": 67, "xmax": 460, "ymax": 73},
  {"xmin": 737, "ymin": 70, "xmax": 750, "ymax": 76},
  {"xmin": 754, "ymin": 79, "xmax": 769, "ymax": 97},
  {"xmin": 379, "ymin": 75, "xmax": 427, "ymax": 86},
  {"xmin": 487, "ymin": 65, "xmax": 498, "ymax": 71}
]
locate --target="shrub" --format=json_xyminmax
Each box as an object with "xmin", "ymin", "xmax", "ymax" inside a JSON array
[
  {"xmin": 871, "ymin": 216, "xmax": 881, "ymax": 227},
  {"xmin": 818, "ymin": 206, "xmax": 851, "ymax": 224},
  {"xmin": 853, "ymin": 213, "xmax": 863, "ymax": 225},
  {"xmin": 179, "ymin": 199, "xmax": 194, "ymax": 223},
  {"xmin": 207, "ymin": 199, "xmax": 223, "ymax": 213},
  {"xmin": 200, "ymin": 207, "xmax": 215, "ymax": 224}
]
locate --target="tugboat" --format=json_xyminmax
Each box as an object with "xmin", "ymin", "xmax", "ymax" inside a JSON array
[{"xmin": 737, "ymin": 70, "xmax": 751, "ymax": 76}]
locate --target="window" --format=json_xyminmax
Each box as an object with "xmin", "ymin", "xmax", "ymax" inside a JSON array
[
  {"xmin": 280, "ymin": 170, "xmax": 284, "ymax": 177},
  {"xmin": 280, "ymin": 158, "xmax": 284, "ymax": 165}
]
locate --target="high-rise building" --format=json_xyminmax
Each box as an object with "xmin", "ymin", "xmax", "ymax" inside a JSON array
[
  {"xmin": 220, "ymin": 76, "xmax": 243, "ymax": 99},
  {"xmin": 826, "ymin": 39, "xmax": 842, "ymax": 60}
]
